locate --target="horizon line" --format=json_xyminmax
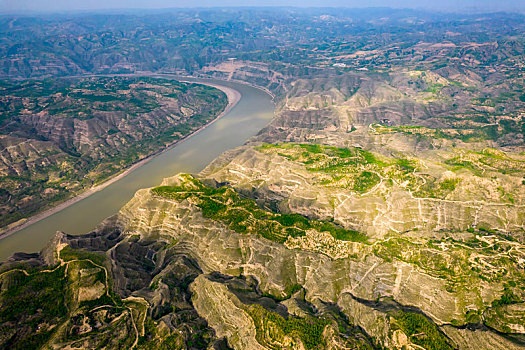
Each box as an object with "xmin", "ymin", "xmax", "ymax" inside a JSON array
[{"xmin": 1, "ymin": 6, "xmax": 524, "ymax": 16}]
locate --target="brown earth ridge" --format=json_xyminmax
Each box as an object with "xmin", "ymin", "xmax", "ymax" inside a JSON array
[{"xmin": 1, "ymin": 8, "xmax": 525, "ymax": 350}]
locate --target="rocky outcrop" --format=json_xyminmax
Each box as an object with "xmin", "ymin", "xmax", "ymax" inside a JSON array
[
  {"xmin": 2, "ymin": 9, "xmax": 525, "ymax": 349},
  {"xmin": 111, "ymin": 172, "xmax": 524, "ymax": 348},
  {"xmin": 201, "ymin": 145, "xmax": 525, "ymax": 240},
  {"xmin": 190, "ymin": 275, "xmax": 264, "ymax": 350}
]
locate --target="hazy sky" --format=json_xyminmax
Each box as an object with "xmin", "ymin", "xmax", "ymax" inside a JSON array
[{"xmin": 1, "ymin": 0, "xmax": 524, "ymax": 13}]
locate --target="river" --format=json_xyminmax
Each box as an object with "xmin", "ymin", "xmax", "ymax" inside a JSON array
[{"xmin": 0, "ymin": 77, "xmax": 274, "ymax": 261}]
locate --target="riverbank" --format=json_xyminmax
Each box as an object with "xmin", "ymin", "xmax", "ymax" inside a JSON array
[
  {"xmin": 0, "ymin": 81, "xmax": 241, "ymax": 242},
  {"xmin": 174, "ymin": 73, "xmax": 276, "ymax": 101}
]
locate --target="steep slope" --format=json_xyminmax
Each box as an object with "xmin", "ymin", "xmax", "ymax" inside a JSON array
[
  {"xmin": 1, "ymin": 70, "xmax": 525, "ymax": 349},
  {"xmin": 0, "ymin": 77, "xmax": 228, "ymax": 229},
  {"xmin": 1, "ymin": 9, "xmax": 525, "ymax": 350}
]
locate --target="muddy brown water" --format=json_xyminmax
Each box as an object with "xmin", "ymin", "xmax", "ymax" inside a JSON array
[{"xmin": 0, "ymin": 78, "xmax": 274, "ymax": 261}]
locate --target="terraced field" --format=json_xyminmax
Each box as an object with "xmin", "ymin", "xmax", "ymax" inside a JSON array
[
  {"xmin": 152, "ymin": 174, "xmax": 367, "ymax": 244},
  {"xmin": 1, "ymin": 7, "xmax": 525, "ymax": 350}
]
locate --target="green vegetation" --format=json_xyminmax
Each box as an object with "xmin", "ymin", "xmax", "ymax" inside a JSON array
[
  {"xmin": 0, "ymin": 260, "xmax": 118, "ymax": 348},
  {"xmin": 0, "ymin": 244, "xmax": 167, "ymax": 348},
  {"xmin": 257, "ymin": 143, "xmax": 464, "ymax": 199},
  {"xmin": 259, "ymin": 142, "xmax": 524, "ymax": 203},
  {"xmin": 390, "ymin": 309, "xmax": 453, "ymax": 350},
  {"xmin": 258, "ymin": 143, "xmax": 389, "ymax": 195},
  {"xmin": 60, "ymin": 245, "xmax": 107, "ymax": 267},
  {"xmin": 0, "ymin": 76, "xmax": 227, "ymax": 229},
  {"xmin": 465, "ymin": 309, "xmax": 482, "ymax": 324},
  {"xmin": 151, "ymin": 174, "xmax": 368, "ymax": 244},
  {"xmin": 491, "ymin": 285, "xmax": 521, "ymax": 307},
  {"xmin": 258, "ymin": 142, "xmax": 386, "ymax": 168},
  {"xmin": 373, "ymin": 231, "xmax": 525, "ymax": 299},
  {"xmin": 439, "ymin": 178, "xmax": 460, "ymax": 191},
  {"xmin": 2, "ymin": 9, "xmax": 525, "ymax": 350},
  {"xmin": 246, "ymin": 304, "xmax": 329, "ymax": 349},
  {"xmin": 396, "ymin": 158, "xmax": 417, "ymax": 172},
  {"xmin": 354, "ymin": 171, "xmax": 381, "ymax": 193},
  {"xmin": 374, "ymin": 115, "xmax": 525, "ymax": 143},
  {"xmin": 138, "ymin": 318, "xmax": 197, "ymax": 349},
  {"xmin": 0, "ymin": 265, "xmax": 68, "ymax": 350},
  {"xmin": 444, "ymin": 148, "xmax": 525, "ymax": 176},
  {"xmin": 424, "ymin": 83, "xmax": 444, "ymax": 94},
  {"xmin": 0, "ymin": 77, "xmax": 162, "ymax": 120}
]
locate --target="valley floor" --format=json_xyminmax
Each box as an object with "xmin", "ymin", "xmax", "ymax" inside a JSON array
[{"xmin": 0, "ymin": 79, "xmax": 241, "ymax": 241}]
